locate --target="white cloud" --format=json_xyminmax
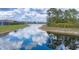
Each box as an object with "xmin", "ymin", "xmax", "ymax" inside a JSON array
[
  {"xmin": 0, "ymin": 8, "xmax": 48, "ymax": 22},
  {"xmin": 23, "ymin": 8, "xmax": 48, "ymax": 22}
]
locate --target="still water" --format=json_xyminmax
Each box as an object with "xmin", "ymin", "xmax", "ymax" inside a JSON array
[
  {"xmin": 0, "ymin": 24, "xmax": 79, "ymax": 50},
  {"xmin": 0, "ymin": 24, "xmax": 51, "ymax": 50}
]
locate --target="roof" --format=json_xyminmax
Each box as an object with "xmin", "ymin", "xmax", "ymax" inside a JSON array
[{"xmin": 0, "ymin": 19, "xmax": 17, "ymax": 22}]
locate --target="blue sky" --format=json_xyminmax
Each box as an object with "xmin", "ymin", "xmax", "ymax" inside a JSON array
[{"xmin": 0, "ymin": 8, "xmax": 48, "ymax": 22}]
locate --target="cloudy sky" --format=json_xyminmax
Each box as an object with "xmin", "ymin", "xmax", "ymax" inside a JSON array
[{"xmin": 0, "ymin": 8, "xmax": 48, "ymax": 22}]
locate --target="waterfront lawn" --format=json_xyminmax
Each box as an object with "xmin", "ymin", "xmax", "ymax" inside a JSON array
[
  {"xmin": 47, "ymin": 23, "xmax": 79, "ymax": 28},
  {"xmin": 0, "ymin": 24, "xmax": 26, "ymax": 32}
]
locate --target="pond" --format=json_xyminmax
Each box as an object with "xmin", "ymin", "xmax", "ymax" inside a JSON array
[
  {"xmin": 0, "ymin": 24, "xmax": 50, "ymax": 50},
  {"xmin": 0, "ymin": 24, "xmax": 79, "ymax": 50}
]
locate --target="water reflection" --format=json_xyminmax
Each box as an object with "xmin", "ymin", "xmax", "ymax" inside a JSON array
[
  {"xmin": 0, "ymin": 24, "xmax": 51, "ymax": 50},
  {"xmin": 48, "ymin": 33, "xmax": 79, "ymax": 50},
  {"xmin": 0, "ymin": 24, "xmax": 79, "ymax": 50}
]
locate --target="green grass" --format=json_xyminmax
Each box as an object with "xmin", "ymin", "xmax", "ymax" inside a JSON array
[
  {"xmin": 47, "ymin": 23, "xmax": 79, "ymax": 28},
  {"xmin": 0, "ymin": 24, "xmax": 27, "ymax": 32}
]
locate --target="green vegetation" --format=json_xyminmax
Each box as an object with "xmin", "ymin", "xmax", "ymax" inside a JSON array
[
  {"xmin": 49, "ymin": 23, "xmax": 79, "ymax": 28},
  {"xmin": 0, "ymin": 24, "xmax": 27, "ymax": 32},
  {"xmin": 9, "ymin": 21, "xmax": 25, "ymax": 25},
  {"xmin": 46, "ymin": 8, "xmax": 79, "ymax": 50},
  {"xmin": 47, "ymin": 8, "xmax": 79, "ymax": 28}
]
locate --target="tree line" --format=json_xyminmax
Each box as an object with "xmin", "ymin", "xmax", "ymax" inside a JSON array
[{"xmin": 47, "ymin": 8, "xmax": 79, "ymax": 27}]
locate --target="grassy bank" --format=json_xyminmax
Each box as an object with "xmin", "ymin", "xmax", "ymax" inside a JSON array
[
  {"xmin": 0, "ymin": 24, "xmax": 27, "ymax": 32},
  {"xmin": 41, "ymin": 25, "xmax": 79, "ymax": 37},
  {"xmin": 47, "ymin": 23, "xmax": 79, "ymax": 28}
]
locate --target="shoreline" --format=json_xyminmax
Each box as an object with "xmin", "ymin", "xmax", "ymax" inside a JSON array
[
  {"xmin": 0, "ymin": 24, "xmax": 26, "ymax": 36},
  {"xmin": 40, "ymin": 25, "xmax": 79, "ymax": 37}
]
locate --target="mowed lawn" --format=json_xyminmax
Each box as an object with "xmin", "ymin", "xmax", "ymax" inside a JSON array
[{"xmin": 0, "ymin": 24, "xmax": 26, "ymax": 32}]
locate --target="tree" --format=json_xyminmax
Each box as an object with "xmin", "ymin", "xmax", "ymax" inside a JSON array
[
  {"xmin": 47, "ymin": 8, "xmax": 63, "ymax": 23},
  {"xmin": 47, "ymin": 8, "xmax": 78, "ymax": 26},
  {"xmin": 64, "ymin": 9, "xmax": 78, "ymax": 23}
]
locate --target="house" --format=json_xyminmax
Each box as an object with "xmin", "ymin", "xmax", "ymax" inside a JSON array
[{"xmin": 0, "ymin": 20, "xmax": 18, "ymax": 25}]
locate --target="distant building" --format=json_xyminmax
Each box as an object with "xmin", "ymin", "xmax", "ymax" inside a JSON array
[
  {"xmin": 0, "ymin": 20, "xmax": 25, "ymax": 25},
  {"xmin": 26, "ymin": 21, "xmax": 47, "ymax": 24}
]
